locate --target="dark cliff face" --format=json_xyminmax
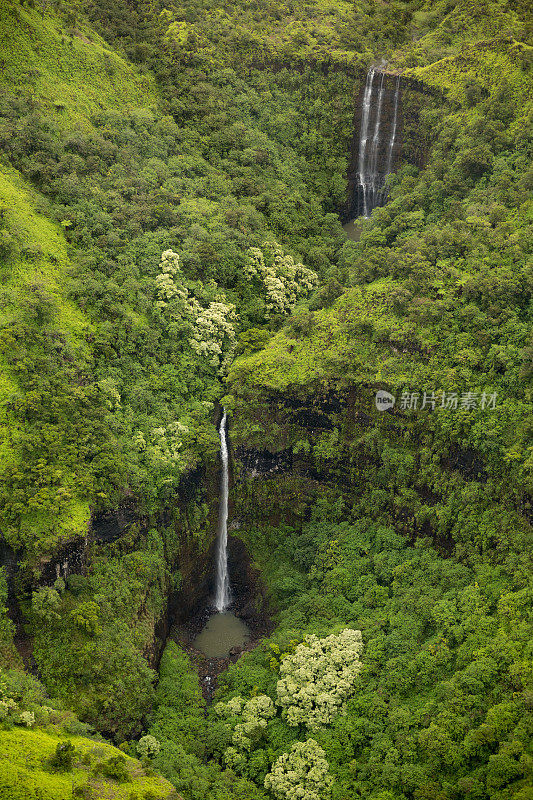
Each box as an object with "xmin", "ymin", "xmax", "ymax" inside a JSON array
[
  {"xmin": 340, "ymin": 73, "xmax": 440, "ymax": 221},
  {"xmin": 36, "ymin": 466, "xmax": 209, "ymax": 583},
  {"xmin": 230, "ymin": 388, "xmax": 353, "ymax": 529},
  {"xmin": 227, "ymin": 380, "xmax": 475, "ymax": 556},
  {"xmin": 228, "ymin": 373, "xmax": 508, "ymax": 562},
  {"xmin": 235, "ymin": 446, "xmax": 293, "ymax": 478},
  {"xmin": 2, "ymin": 462, "xmax": 221, "ymax": 670}
]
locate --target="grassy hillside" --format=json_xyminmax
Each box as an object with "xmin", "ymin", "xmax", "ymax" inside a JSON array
[
  {"xmin": 0, "ymin": 727, "xmax": 177, "ymax": 799},
  {"xmin": 0, "ymin": 163, "xmax": 93, "ymax": 557},
  {"xmin": 401, "ymin": 0, "xmax": 532, "ymax": 104},
  {"xmin": 0, "ymin": 165, "xmax": 86, "ymax": 337},
  {"xmin": 0, "ymin": 2, "xmax": 158, "ymax": 127},
  {"xmin": 0, "ymin": 0, "xmax": 161, "ymax": 561},
  {"xmin": 0, "ymin": 664, "xmax": 178, "ymax": 799}
]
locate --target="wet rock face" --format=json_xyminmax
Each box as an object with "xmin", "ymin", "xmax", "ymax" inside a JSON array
[
  {"xmin": 229, "ymin": 389, "xmax": 352, "ymax": 518},
  {"xmin": 39, "ymin": 539, "xmax": 86, "ymax": 585},
  {"xmin": 443, "ymin": 445, "xmax": 487, "ymax": 482},
  {"xmin": 181, "ymin": 524, "xmax": 269, "ymax": 617},
  {"xmin": 171, "ymin": 537, "xmax": 214, "ymax": 624},
  {"xmin": 0, "ymin": 540, "xmax": 18, "ymax": 581},
  {"xmin": 282, "ymin": 390, "xmax": 346, "ymax": 428},
  {"xmin": 90, "ymin": 501, "xmax": 140, "ymax": 543},
  {"xmin": 340, "ymin": 73, "xmax": 440, "ymax": 221},
  {"xmin": 169, "ymin": 533, "xmax": 273, "ymax": 701},
  {"xmin": 177, "ymin": 532, "xmax": 271, "ymax": 623},
  {"xmin": 227, "ymin": 536, "xmax": 265, "ymax": 610},
  {"xmin": 0, "ymin": 540, "xmax": 22, "ymax": 628},
  {"xmin": 90, "ymin": 467, "xmax": 205, "ymax": 546},
  {"xmin": 236, "ymin": 446, "xmax": 293, "ymax": 478}
]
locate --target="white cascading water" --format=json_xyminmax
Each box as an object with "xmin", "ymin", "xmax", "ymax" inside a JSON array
[
  {"xmin": 357, "ymin": 69, "xmax": 401, "ymax": 216},
  {"xmin": 385, "ymin": 74, "xmax": 401, "ymax": 178},
  {"xmin": 357, "ymin": 68, "xmax": 375, "ymax": 218},
  {"xmin": 214, "ymin": 410, "xmax": 231, "ymax": 612},
  {"xmin": 368, "ymin": 71, "xmax": 386, "ymax": 210}
]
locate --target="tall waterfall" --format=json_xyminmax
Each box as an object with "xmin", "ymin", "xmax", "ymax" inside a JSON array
[
  {"xmin": 356, "ymin": 69, "xmax": 402, "ymax": 217},
  {"xmin": 214, "ymin": 410, "xmax": 230, "ymax": 612},
  {"xmin": 368, "ymin": 71, "xmax": 386, "ymax": 211},
  {"xmin": 357, "ymin": 68, "xmax": 375, "ymax": 218},
  {"xmin": 386, "ymin": 74, "xmax": 401, "ymax": 177}
]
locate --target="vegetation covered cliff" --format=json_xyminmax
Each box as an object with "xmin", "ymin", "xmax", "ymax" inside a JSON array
[{"xmin": 0, "ymin": 1, "xmax": 531, "ymax": 799}]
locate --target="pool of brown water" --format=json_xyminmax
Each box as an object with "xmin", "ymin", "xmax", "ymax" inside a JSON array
[
  {"xmin": 192, "ymin": 612, "xmax": 251, "ymax": 658},
  {"xmin": 342, "ymin": 218, "xmax": 363, "ymax": 241}
]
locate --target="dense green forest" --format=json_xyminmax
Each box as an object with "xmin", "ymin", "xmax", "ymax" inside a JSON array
[{"xmin": 0, "ymin": 0, "xmax": 531, "ymax": 798}]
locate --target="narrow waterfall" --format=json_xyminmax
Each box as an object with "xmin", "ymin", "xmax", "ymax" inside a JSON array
[
  {"xmin": 356, "ymin": 69, "xmax": 402, "ymax": 217},
  {"xmin": 357, "ymin": 68, "xmax": 375, "ymax": 218},
  {"xmin": 368, "ymin": 71, "xmax": 386, "ymax": 211},
  {"xmin": 385, "ymin": 74, "xmax": 401, "ymax": 178},
  {"xmin": 214, "ymin": 410, "xmax": 231, "ymax": 612}
]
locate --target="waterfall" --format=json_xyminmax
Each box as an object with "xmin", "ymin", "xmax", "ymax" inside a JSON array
[
  {"xmin": 368, "ymin": 71, "xmax": 386, "ymax": 211},
  {"xmin": 357, "ymin": 68, "xmax": 375, "ymax": 218},
  {"xmin": 214, "ymin": 410, "xmax": 230, "ymax": 612},
  {"xmin": 385, "ymin": 74, "xmax": 401, "ymax": 178},
  {"xmin": 356, "ymin": 69, "xmax": 401, "ymax": 217}
]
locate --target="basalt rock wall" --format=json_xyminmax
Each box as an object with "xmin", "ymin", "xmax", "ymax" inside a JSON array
[
  {"xmin": 340, "ymin": 73, "xmax": 442, "ymax": 221},
  {"xmin": 227, "ymin": 383, "xmax": 483, "ymax": 557},
  {"xmin": 1, "ymin": 461, "xmax": 221, "ymax": 671}
]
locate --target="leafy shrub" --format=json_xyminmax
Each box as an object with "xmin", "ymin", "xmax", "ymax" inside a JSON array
[
  {"xmin": 245, "ymin": 242, "xmax": 318, "ymax": 319},
  {"xmin": 95, "ymin": 754, "xmax": 131, "ymax": 782},
  {"xmin": 277, "ymin": 629, "xmax": 363, "ymax": 730},
  {"xmin": 237, "ymin": 327, "xmax": 272, "ymax": 356},
  {"xmin": 31, "ymin": 587, "xmax": 61, "ymax": 623},
  {"xmin": 49, "ymin": 740, "xmax": 76, "ymax": 772},
  {"xmin": 18, "ymin": 711, "xmax": 35, "ymax": 727},
  {"xmin": 264, "ymin": 739, "xmax": 332, "ymax": 800},
  {"xmin": 67, "ymin": 574, "xmax": 90, "ymax": 596},
  {"xmin": 137, "ymin": 735, "xmax": 160, "ymax": 759},
  {"xmin": 69, "ymin": 602, "xmax": 102, "ymax": 637}
]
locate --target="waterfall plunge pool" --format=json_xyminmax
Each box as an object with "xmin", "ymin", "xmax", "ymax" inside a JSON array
[
  {"xmin": 188, "ymin": 409, "xmax": 255, "ymax": 660},
  {"xmin": 342, "ymin": 218, "xmax": 363, "ymax": 241},
  {"xmin": 192, "ymin": 611, "xmax": 251, "ymax": 658},
  {"xmin": 167, "ymin": 414, "xmax": 272, "ymax": 697}
]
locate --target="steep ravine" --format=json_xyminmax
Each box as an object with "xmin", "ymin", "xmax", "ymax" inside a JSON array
[
  {"xmin": 0, "ymin": 60, "xmax": 441, "ymax": 719},
  {"xmin": 0, "ymin": 57, "xmax": 437, "ymax": 692},
  {"xmin": 1, "ymin": 402, "xmax": 273, "ymax": 716},
  {"xmin": 169, "ymin": 533, "xmax": 273, "ymax": 700},
  {"xmin": 168, "ymin": 415, "xmax": 273, "ymax": 700}
]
